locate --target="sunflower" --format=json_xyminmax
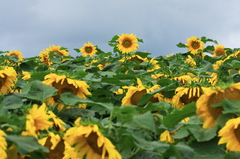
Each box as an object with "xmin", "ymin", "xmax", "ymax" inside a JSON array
[
  {"xmin": 160, "ymin": 130, "xmax": 175, "ymax": 143},
  {"xmin": 0, "ymin": 67, "xmax": 17, "ymax": 95},
  {"xmin": 172, "ymin": 86, "xmax": 210, "ymax": 109},
  {"xmin": 147, "ymin": 58, "xmax": 161, "ymax": 72},
  {"xmin": 184, "ymin": 55, "xmax": 196, "ymax": 67},
  {"xmin": 21, "ymin": 103, "xmax": 53, "ymax": 138},
  {"xmin": 80, "ymin": 42, "xmax": 97, "ymax": 57},
  {"xmin": 212, "ymin": 44, "xmax": 226, "ymax": 57},
  {"xmin": 39, "ymin": 132, "xmax": 66, "ymax": 159},
  {"xmin": 117, "ymin": 33, "xmax": 139, "ymax": 54},
  {"xmin": 39, "ymin": 45, "xmax": 69, "ymax": 65},
  {"xmin": 5, "ymin": 50, "xmax": 23, "ymax": 64},
  {"xmin": 64, "ymin": 118, "xmax": 122, "ymax": 159},
  {"xmin": 121, "ymin": 78, "xmax": 163, "ymax": 106},
  {"xmin": 48, "ymin": 111, "xmax": 66, "ymax": 132},
  {"xmin": 196, "ymin": 83, "xmax": 240, "ymax": 128},
  {"xmin": 0, "ymin": 130, "xmax": 7, "ymax": 159},
  {"xmin": 185, "ymin": 36, "xmax": 204, "ymax": 55},
  {"xmin": 171, "ymin": 75, "xmax": 193, "ymax": 85},
  {"xmin": 218, "ymin": 117, "xmax": 240, "ymax": 151},
  {"xmin": 42, "ymin": 73, "xmax": 91, "ymax": 110},
  {"xmin": 22, "ymin": 71, "xmax": 31, "ymax": 80},
  {"xmin": 119, "ymin": 55, "xmax": 148, "ymax": 70}
]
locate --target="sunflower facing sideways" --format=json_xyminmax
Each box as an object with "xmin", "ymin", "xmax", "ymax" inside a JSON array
[
  {"xmin": 196, "ymin": 83, "xmax": 240, "ymax": 128},
  {"xmin": 0, "ymin": 66, "xmax": 17, "ymax": 95},
  {"xmin": 80, "ymin": 41, "xmax": 97, "ymax": 57},
  {"xmin": 42, "ymin": 73, "xmax": 91, "ymax": 110},
  {"xmin": 39, "ymin": 45, "xmax": 69, "ymax": 65},
  {"xmin": 121, "ymin": 78, "xmax": 163, "ymax": 107},
  {"xmin": 218, "ymin": 117, "xmax": 240, "ymax": 151},
  {"xmin": 185, "ymin": 36, "xmax": 204, "ymax": 55},
  {"xmin": 172, "ymin": 86, "xmax": 210, "ymax": 109},
  {"xmin": 64, "ymin": 118, "xmax": 122, "ymax": 159},
  {"xmin": 117, "ymin": 33, "xmax": 139, "ymax": 54},
  {"xmin": 21, "ymin": 103, "xmax": 53, "ymax": 138},
  {"xmin": 5, "ymin": 50, "xmax": 23, "ymax": 64}
]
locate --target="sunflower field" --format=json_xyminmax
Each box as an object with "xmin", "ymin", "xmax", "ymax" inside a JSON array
[{"xmin": 1, "ymin": 34, "xmax": 240, "ymax": 159}]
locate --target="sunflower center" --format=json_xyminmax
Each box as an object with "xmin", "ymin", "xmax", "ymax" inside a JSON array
[
  {"xmin": 86, "ymin": 132, "xmax": 108, "ymax": 156},
  {"xmin": 123, "ymin": 40, "xmax": 132, "ymax": 48},
  {"xmin": 44, "ymin": 137, "xmax": 65, "ymax": 159},
  {"xmin": 131, "ymin": 89, "xmax": 147, "ymax": 106},
  {"xmin": 85, "ymin": 47, "xmax": 93, "ymax": 53},
  {"xmin": 0, "ymin": 76, "xmax": 7, "ymax": 89},
  {"xmin": 52, "ymin": 80, "xmax": 78, "ymax": 102},
  {"xmin": 217, "ymin": 51, "xmax": 223, "ymax": 56},
  {"xmin": 234, "ymin": 125, "xmax": 240, "ymax": 143},
  {"xmin": 192, "ymin": 41, "xmax": 200, "ymax": 49}
]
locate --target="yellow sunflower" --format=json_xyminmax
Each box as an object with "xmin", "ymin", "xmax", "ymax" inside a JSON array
[
  {"xmin": 212, "ymin": 44, "xmax": 226, "ymax": 57},
  {"xmin": 117, "ymin": 33, "xmax": 139, "ymax": 54},
  {"xmin": 218, "ymin": 117, "xmax": 240, "ymax": 151},
  {"xmin": 119, "ymin": 55, "xmax": 148, "ymax": 70},
  {"xmin": 21, "ymin": 103, "xmax": 53, "ymax": 138},
  {"xmin": 38, "ymin": 132, "xmax": 68, "ymax": 159},
  {"xmin": 0, "ymin": 67, "xmax": 17, "ymax": 95},
  {"xmin": 184, "ymin": 55, "xmax": 196, "ymax": 67},
  {"xmin": 196, "ymin": 83, "xmax": 240, "ymax": 128},
  {"xmin": 22, "ymin": 71, "xmax": 31, "ymax": 80},
  {"xmin": 172, "ymin": 86, "xmax": 210, "ymax": 109},
  {"xmin": 0, "ymin": 130, "xmax": 7, "ymax": 159},
  {"xmin": 121, "ymin": 78, "xmax": 163, "ymax": 106},
  {"xmin": 39, "ymin": 45, "xmax": 69, "ymax": 65},
  {"xmin": 171, "ymin": 75, "xmax": 193, "ymax": 85},
  {"xmin": 5, "ymin": 50, "xmax": 23, "ymax": 64},
  {"xmin": 42, "ymin": 73, "xmax": 91, "ymax": 110},
  {"xmin": 160, "ymin": 130, "xmax": 175, "ymax": 143},
  {"xmin": 64, "ymin": 118, "xmax": 122, "ymax": 159},
  {"xmin": 80, "ymin": 42, "xmax": 97, "ymax": 57},
  {"xmin": 48, "ymin": 111, "xmax": 66, "ymax": 132},
  {"xmin": 147, "ymin": 58, "xmax": 161, "ymax": 72},
  {"xmin": 185, "ymin": 36, "xmax": 204, "ymax": 55}
]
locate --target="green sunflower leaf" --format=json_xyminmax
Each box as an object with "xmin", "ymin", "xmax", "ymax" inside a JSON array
[
  {"xmin": 188, "ymin": 125, "xmax": 218, "ymax": 142},
  {"xmin": 163, "ymin": 102, "xmax": 196, "ymax": 128},
  {"xmin": 176, "ymin": 42, "xmax": 187, "ymax": 48},
  {"xmin": 60, "ymin": 92, "xmax": 113, "ymax": 111},
  {"xmin": 1, "ymin": 95, "xmax": 23, "ymax": 109},
  {"xmin": 133, "ymin": 111, "xmax": 156, "ymax": 133},
  {"xmin": 22, "ymin": 80, "xmax": 57, "ymax": 102},
  {"xmin": 6, "ymin": 135, "xmax": 49, "ymax": 155}
]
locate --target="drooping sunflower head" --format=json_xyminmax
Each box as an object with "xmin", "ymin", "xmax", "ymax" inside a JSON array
[
  {"xmin": 196, "ymin": 87, "xmax": 224, "ymax": 128},
  {"xmin": 39, "ymin": 45, "xmax": 69, "ymax": 65},
  {"xmin": 212, "ymin": 44, "xmax": 226, "ymax": 57},
  {"xmin": 218, "ymin": 117, "xmax": 240, "ymax": 151},
  {"xmin": 5, "ymin": 50, "xmax": 23, "ymax": 64},
  {"xmin": 0, "ymin": 66, "xmax": 17, "ymax": 95},
  {"xmin": 117, "ymin": 33, "xmax": 139, "ymax": 54},
  {"xmin": 119, "ymin": 55, "xmax": 148, "ymax": 70},
  {"xmin": 185, "ymin": 36, "xmax": 204, "ymax": 55},
  {"xmin": 121, "ymin": 78, "xmax": 162, "ymax": 107},
  {"xmin": 172, "ymin": 86, "xmax": 208, "ymax": 109},
  {"xmin": 42, "ymin": 73, "xmax": 91, "ymax": 110},
  {"xmin": 64, "ymin": 118, "xmax": 122, "ymax": 159},
  {"xmin": 80, "ymin": 41, "xmax": 97, "ymax": 57},
  {"xmin": 38, "ymin": 132, "xmax": 66, "ymax": 158}
]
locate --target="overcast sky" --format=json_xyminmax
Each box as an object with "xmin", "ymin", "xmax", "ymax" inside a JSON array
[{"xmin": 1, "ymin": 1, "xmax": 240, "ymax": 58}]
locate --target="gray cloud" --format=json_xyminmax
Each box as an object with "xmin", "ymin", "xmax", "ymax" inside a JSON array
[{"xmin": 0, "ymin": 0, "xmax": 240, "ymax": 58}]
